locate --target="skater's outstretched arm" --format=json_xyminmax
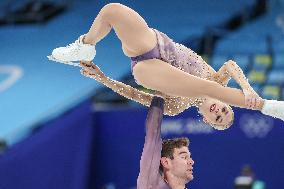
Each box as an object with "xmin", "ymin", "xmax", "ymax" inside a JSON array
[
  {"xmin": 137, "ymin": 96, "xmax": 164, "ymax": 188},
  {"xmin": 214, "ymin": 60, "xmax": 251, "ymax": 90},
  {"xmin": 213, "ymin": 60, "xmax": 260, "ymax": 108}
]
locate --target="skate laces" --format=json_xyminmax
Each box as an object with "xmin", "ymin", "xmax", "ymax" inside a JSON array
[
  {"xmin": 66, "ymin": 39, "xmax": 81, "ymax": 49},
  {"xmin": 66, "ymin": 35, "xmax": 86, "ymax": 49}
]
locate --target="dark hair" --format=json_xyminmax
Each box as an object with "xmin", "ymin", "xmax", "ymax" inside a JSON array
[{"xmin": 159, "ymin": 137, "xmax": 190, "ymax": 173}]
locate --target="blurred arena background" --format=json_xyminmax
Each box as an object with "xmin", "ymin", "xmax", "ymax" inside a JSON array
[{"xmin": 0, "ymin": 0, "xmax": 284, "ymax": 188}]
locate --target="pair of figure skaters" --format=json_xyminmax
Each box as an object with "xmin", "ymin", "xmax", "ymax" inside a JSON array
[{"xmin": 48, "ymin": 3, "xmax": 284, "ymax": 188}]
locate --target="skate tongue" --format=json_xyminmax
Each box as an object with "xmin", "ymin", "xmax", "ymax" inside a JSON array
[{"xmin": 47, "ymin": 55, "xmax": 82, "ymax": 67}]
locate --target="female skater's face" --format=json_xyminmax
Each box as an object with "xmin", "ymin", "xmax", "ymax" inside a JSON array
[{"xmin": 199, "ymin": 98, "xmax": 233, "ymax": 130}]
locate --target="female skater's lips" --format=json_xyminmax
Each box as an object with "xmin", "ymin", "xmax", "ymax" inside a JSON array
[{"xmin": 210, "ymin": 103, "xmax": 216, "ymax": 112}]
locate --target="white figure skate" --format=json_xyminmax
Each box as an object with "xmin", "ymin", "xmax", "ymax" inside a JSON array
[
  {"xmin": 47, "ymin": 35, "xmax": 96, "ymax": 67},
  {"xmin": 261, "ymin": 100, "xmax": 284, "ymax": 121}
]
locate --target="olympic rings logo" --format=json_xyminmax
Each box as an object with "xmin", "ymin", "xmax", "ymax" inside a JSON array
[{"xmin": 239, "ymin": 113, "xmax": 274, "ymax": 138}]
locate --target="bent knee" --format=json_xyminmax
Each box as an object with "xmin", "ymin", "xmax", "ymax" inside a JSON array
[{"xmin": 100, "ymin": 3, "xmax": 127, "ymax": 22}]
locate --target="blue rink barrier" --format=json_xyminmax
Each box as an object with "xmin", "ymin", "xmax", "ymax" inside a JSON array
[
  {"xmin": 91, "ymin": 106, "xmax": 284, "ymax": 189},
  {"xmin": 0, "ymin": 103, "xmax": 283, "ymax": 189},
  {"xmin": 0, "ymin": 100, "xmax": 95, "ymax": 189}
]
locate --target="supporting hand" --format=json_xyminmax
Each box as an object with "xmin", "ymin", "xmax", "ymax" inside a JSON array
[
  {"xmin": 243, "ymin": 88, "xmax": 262, "ymax": 110},
  {"xmin": 80, "ymin": 61, "xmax": 105, "ymax": 80}
]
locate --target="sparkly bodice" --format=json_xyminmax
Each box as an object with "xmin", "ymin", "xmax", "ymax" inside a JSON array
[
  {"xmin": 163, "ymin": 95, "xmax": 204, "ymax": 116},
  {"xmin": 154, "ymin": 28, "xmax": 215, "ymax": 80},
  {"xmin": 151, "ymin": 29, "xmax": 216, "ymax": 113}
]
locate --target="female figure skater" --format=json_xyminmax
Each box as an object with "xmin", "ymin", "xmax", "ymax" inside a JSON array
[{"xmin": 48, "ymin": 3, "xmax": 284, "ymax": 130}]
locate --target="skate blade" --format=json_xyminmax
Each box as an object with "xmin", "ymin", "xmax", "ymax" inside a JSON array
[{"xmin": 47, "ymin": 55, "xmax": 82, "ymax": 67}]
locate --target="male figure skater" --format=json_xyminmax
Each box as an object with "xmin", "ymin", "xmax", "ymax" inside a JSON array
[{"xmin": 138, "ymin": 96, "xmax": 194, "ymax": 189}]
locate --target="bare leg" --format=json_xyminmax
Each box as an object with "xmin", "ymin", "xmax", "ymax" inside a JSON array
[
  {"xmin": 83, "ymin": 3, "xmax": 157, "ymax": 57},
  {"xmin": 133, "ymin": 59, "xmax": 264, "ymax": 110}
]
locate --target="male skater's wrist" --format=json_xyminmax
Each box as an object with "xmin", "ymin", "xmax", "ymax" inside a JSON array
[{"xmin": 151, "ymin": 96, "xmax": 165, "ymax": 109}]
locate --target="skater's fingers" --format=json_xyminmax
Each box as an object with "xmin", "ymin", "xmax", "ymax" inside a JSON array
[
  {"xmin": 80, "ymin": 61, "xmax": 92, "ymax": 68},
  {"xmin": 251, "ymin": 97, "xmax": 257, "ymax": 109},
  {"xmin": 81, "ymin": 60, "xmax": 92, "ymax": 65},
  {"xmin": 91, "ymin": 64, "xmax": 99, "ymax": 70},
  {"xmin": 80, "ymin": 69, "xmax": 85, "ymax": 75},
  {"xmin": 80, "ymin": 69, "xmax": 88, "ymax": 75},
  {"xmin": 252, "ymin": 97, "xmax": 258, "ymax": 109},
  {"xmin": 245, "ymin": 96, "xmax": 251, "ymax": 108},
  {"xmin": 81, "ymin": 69, "xmax": 94, "ymax": 77},
  {"xmin": 248, "ymin": 96, "xmax": 253, "ymax": 108},
  {"xmin": 80, "ymin": 63, "xmax": 100, "ymax": 73},
  {"xmin": 246, "ymin": 95, "xmax": 255, "ymax": 109},
  {"xmin": 252, "ymin": 95, "xmax": 261, "ymax": 110},
  {"xmin": 255, "ymin": 97, "xmax": 262, "ymax": 110}
]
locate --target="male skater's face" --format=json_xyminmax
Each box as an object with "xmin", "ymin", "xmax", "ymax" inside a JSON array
[{"xmin": 168, "ymin": 146, "xmax": 194, "ymax": 181}]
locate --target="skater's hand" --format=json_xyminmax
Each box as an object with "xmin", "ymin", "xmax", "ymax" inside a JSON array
[
  {"xmin": 80, "ymin": 61, "xmax": 105, "ymax": 80},
  {"xmin": 243, "ymin": 88, "xmax": 261, "ymax": 110}
]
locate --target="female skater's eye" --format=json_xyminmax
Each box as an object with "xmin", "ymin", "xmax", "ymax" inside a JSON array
[
  {"xmin": 216, "ymin": 115, "xmax": 221, "ymax": 122},
  {"xmin": 223, "ymin": 107, "xmax": 229, "ymax": 115}
]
